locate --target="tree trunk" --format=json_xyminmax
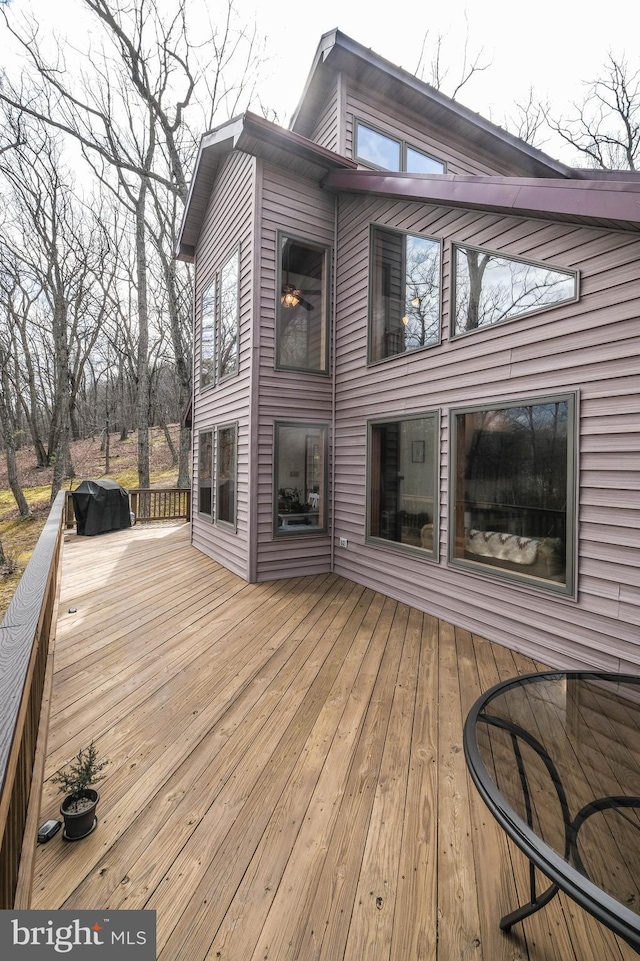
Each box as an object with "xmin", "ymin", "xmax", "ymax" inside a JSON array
[
  {"xmin": 162, "ymin": 253, "xmax": 191, "ymax": 487},
  {"xmin": 160, "ymin": 417, "xmax": 178, "ymax": 466},
  {"xmin": 50, "ymin": 296, "xmax": 72, "ymax": 503},
  {"xmin": 0, "ymin": 367, "xmax": 31, "ymax": 518},
  {"xmin": 135, "ymin": 186, "xmax": 150, "ymax": 489}
]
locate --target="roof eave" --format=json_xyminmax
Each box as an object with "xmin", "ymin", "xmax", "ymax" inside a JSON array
[
  {"xmin": 175, "ymin": 112, "xmax": 356, "ymax": 260},
  {"xmin": 323, "ymin": 169, "xmax": 640, "ymax": 230}
]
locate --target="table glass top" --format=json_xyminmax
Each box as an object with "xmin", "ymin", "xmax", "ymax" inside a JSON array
[{"xmin": 472, "ymin": 673, "xmax": 640, "ymax": 918}]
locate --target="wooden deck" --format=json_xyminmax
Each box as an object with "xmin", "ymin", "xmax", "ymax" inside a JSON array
[{"xmin": 31, "ymin": 522, "xmax": 637, "ymax": 960}]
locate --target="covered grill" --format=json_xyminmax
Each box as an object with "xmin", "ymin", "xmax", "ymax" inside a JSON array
[{"xmin": 71, "ymin": 479, "xmax": 132, "ymax": 536}]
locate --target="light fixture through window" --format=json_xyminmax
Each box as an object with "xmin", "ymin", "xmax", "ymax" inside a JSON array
[{"xmin": 281, "ymin": 284, "xmax": 301, "ymax": 308}]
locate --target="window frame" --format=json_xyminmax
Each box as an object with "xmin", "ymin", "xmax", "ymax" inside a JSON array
[
  {"xmin": 448, "ymin": 393, "xmax": 578, "ymax": 597},
  {"xmin": 217, "ymin": 246, "xmax": 241, "ymax": 382},
  {"xmin": 215, "ymin": 421, "xmax": 238, "ymax": 530},
  {"xmin": 451, "ymin": 241, "xmax": 580, "ymax": 339},
  {"xmin": 368, "ymin": 223, "xmax": 443, "ymax": 365},
  {"xmin": 354, "ymin": 119, "xmax": 446, "ymax": 174},
  {"xmin": 273, "ymin": 420, "xmax": 329, "ymax": 537},
  {"xmin": 366, "ymin": 411, "xmax": 440, "ymax": 559},
  {"xmin": 276, "ymin": 232, "xmax": 331, "ymax": 375},
  {"xmin": 197, "ymin": 429, "xmax": 214, "ymax": 519}
]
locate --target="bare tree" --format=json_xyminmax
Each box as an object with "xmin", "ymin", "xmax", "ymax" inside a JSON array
[
  {"xmin": 0, "ymin": 0, "xmax": 266, "ymax": 489},
  {"xmin": 506, "ymin": 86, "xmax": 550, "ymax": 148},
  {"xmin": 0, "ymin": 307, "xmax": 31, "ymax": 517},
  {"xmin": 0, "ymin": 112, "xmax": 111, "ymax": 501},
  {"xmin": 545, "ymin": 54, "xmax": 640, "ymax": 169},
  {"xmin": 414, "ymin": 13, "xmax": 492, "ymax": 100}
]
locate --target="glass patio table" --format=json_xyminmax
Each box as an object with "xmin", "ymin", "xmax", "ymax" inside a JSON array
[{"xmin": 464, "ymin": 672, "xmax": 640, "ymax": 953}]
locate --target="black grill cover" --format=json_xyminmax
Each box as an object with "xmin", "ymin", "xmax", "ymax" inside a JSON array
[{"xmin": 72, "ymin": 479, "xmax": 132, "ymax": 536}]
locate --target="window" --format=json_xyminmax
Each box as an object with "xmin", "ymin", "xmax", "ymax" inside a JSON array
[
  {"xmin": 198, "ymin": 430, "xmax": 213, "ymax": 517},
  {"xmin": 218, "ymin": 249, "xmax": 240, "ymax": 379},
  {"xmin": 277, "ymin": 235, "xmax": 329, "ymax": 373},
  {"xmin": 369, "ymin": 226, "xmax": 441, "ymax": 363},
  {"xmin": 199, "ymin": 247, "xmax": 240, "ymax": 388},
  {"xmin": 450, "ymin": 396, "xmax": 576, "ymax": 593},
  {"xmin": 200, "ymin": 284, "xmax": 216, "ymax": 388},
  {"xmin": 216, "ymin": 424, "xmax": 237, "ymax": 527},
  {"xmin": 453, "ymin": 244, "xmax": 578, "ymax": 336},
  {"xmin": 355, "ymin": 120, "xmax": 445, "ymax": 174},
  {"xmin": 368, "ymin": 414, "xmax": 439, "ymax": 555},
  {"xmin": 274, "ymin": 423, "xmax": 327, "ymax": 535}
]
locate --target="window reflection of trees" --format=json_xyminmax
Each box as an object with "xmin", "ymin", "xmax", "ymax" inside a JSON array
[
  {"xmin": 216, "ymin": 425, "xmax": 237, "ymax": 525},
  {"xmin": 463, "ymin": 401, "xmax": 569, "ymax": 541},
  {"xmin": 370, "ymin": 227, "xmax": 440, "ymax": 361},
  {"xmin": 218, "ymin": 250, "xmax": 239, "ymax": 379},
  {"xmin": 403, "ymin": 235, "xmax": 440, "ymax": 350},
  {"xmin": 200, "ymin": 284, "xmax": 216, "ymax": 387},
  {"xmin": 454, "ymin": 246, "xmax": 576, "ymax": 335}
]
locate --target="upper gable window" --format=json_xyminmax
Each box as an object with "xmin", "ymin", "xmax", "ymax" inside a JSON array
[
  {"xmin": 355, "ymin": 120, "xmax": 445, "ymax": 174},
  {"xmin": 277, "ymin": 235, "xmax": 329, "ymax": 373},
  {"xmin": 453, "ymin": 244, "xmax": 578, "ymax": 337},
  {"xmin": 369, "ymin": 226, "xmax": 441, "ymax": 363}
]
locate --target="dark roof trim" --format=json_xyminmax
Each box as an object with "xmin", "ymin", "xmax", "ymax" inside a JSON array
[
  {"xmin": 236, "ymin": 111, "xmax": 357, "ymax": 170},
  {"xmin": 291, "ymin": 29, "xmax": 574, "ymax": 180},
  {"xmin": 322, "ymin": 169, "xmax": 640, "ymax": 229},
  {"xmin": 571, "ymin": 167, "xmax": 640, "ymax": 182},
  {"xmin": 176, "ymin": 112, "xmax": 356, "ymax": 261}
]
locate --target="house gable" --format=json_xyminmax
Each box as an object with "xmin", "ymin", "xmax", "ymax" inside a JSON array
[
  {"xmin": 181, "ymin": 31, "xmax": 640, "ymax": 673},
  {"xmin": 290, "ymin": 29, "xmax": 574, "ymax": 180}
]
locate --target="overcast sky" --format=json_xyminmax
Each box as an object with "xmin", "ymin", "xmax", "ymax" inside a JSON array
[{"xmin": 4, "ymin": 0, "xmax": 638, "ymax": 164}]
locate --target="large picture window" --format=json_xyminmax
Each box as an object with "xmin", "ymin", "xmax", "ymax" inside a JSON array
[
  {"xmin": 355, "ymin": 121, "xmax": 445, "ymax": 174},
  {"xmin": 369, "ymin": 226, "xmax": 441, "ymax": 363},
  {"xmin": 277, "ymin": 235, "xmax": 329, "ymax": 373},
  {"xmin": 198, "ymin": 430, "xmax": 213, "ymax": 517},
  {"xmin": 216, "ymin": 424, "xmax": 237, "ymax": 527},
  {"xmin": 453, "ymin": 244, "xmax": 578, "ymax": 336},
  {"xmin": 368, "ymin": 414, "xmax": 438, "ymax": 555},
  {"xmin": 450, "ymin": 396, "xmax": 576, "ymax": 593},
  {"xmin": 274, "ymin": 422, "xmax": 327, "ymax": 534}
]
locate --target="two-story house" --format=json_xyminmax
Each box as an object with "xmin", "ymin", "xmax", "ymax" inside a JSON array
[{"xmin": 176, "ymin": 29, "xmax": 640, "ymax": 672}]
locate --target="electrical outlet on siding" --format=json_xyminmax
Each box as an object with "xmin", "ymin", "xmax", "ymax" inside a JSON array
[{"xmin": 339, "ymin": 537, "xmax": 348, "ymax": 548}]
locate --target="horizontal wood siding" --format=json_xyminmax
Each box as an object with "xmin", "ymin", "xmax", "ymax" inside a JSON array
[
  {"xmin": 192, "ymin": 152, "xmax": 255, "ymax": 579},
  {"xmin": 345, "ymin": 81, "xmax": 521, "ymax": 176},
  {"xmin": 255, "ymin": 164, "xmax": 337, "ymax": 580},
  {"xmin": 332, "ymin": 192, "xmax": 640, "ymax": 671}
]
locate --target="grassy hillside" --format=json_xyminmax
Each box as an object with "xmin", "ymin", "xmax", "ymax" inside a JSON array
[{"xmin": 0, "ymin": 426, "xmax": 184, "ymax": 618}]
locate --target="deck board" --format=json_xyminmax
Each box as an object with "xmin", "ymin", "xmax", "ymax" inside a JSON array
[{"xmin": 31, "ymin": 523, "xmax": 637, "ymax": 960}]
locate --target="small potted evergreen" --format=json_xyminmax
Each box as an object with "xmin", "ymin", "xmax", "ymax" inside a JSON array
[{"xmin": 52, "ymin": 742, "xmax": 107, "ymax": 841}]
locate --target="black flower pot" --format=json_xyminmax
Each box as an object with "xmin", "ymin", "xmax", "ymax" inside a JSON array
[{"xmin": 60, "ymin": 788, "xmax": 100, "ymax": 840}]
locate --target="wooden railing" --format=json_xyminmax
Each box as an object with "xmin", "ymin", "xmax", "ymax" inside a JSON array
[
  {"xmin": 129, "ymin": 488, "xmax": 191, "ymax": 523},
  {"xmin": 65, "ymin": 487, "xmax": 191, "ymax": 528},
  {"xmin": 0, "ymin": 491, "xmax": 65, "ymax": 909}
]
